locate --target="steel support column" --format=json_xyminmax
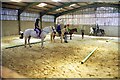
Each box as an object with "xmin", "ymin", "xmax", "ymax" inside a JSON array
[
  {"xmin": 54, "ymin": 16, "xmax": 57, "ymax": 28},
  {"xmin": 40, "ymin": 13, "xmax": 42, "ymax": 29},
  {"xmin": 18, "ymin": 10, "xmax": 21, "ymax": 35}
]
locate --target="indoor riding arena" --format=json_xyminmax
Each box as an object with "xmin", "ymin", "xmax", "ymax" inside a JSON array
[{"xmin": 1, "ymin": 0, "xmax": 120, "ymax": 79}]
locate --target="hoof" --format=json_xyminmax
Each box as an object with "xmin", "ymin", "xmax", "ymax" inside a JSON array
[
  {"xmin": 64, "ymin": 41, "xmax": 68, "ymax": 43},
  {"xmin": 24, "ymin": 46, "xmax": 26, "ymax": 48}
]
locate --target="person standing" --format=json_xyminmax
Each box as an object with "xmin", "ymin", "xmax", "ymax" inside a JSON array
[
  {"xmin": 62, "ymin": 25, "xmax": 68, "ymax": 43},
  {"xmin": 81, "ymin": 29, "xmax": 84, "ymax": 39},
  {"xmin": 66, "ymin": 24, "xmax": 70, "ymax": 33}
]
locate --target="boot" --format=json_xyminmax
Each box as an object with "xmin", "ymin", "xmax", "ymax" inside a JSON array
[
  {"xmin": 38, "ymin": 32, "xmax": 41, "ymax": 38},
  {"xmin": 37, "ymin": 33, "xmax": 40, "ymax": 37}
]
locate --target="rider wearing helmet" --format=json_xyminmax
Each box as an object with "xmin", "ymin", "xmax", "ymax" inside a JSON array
[
  {"xmin": 56, "ymin": 22, "xmax": 61, "ymax": 36},
  {"xmin": 34, "ymin": 18, "xmax": 41, "ymax": 37}
]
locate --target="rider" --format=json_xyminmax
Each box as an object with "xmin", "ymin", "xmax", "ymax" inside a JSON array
[
  {"xmin": 96, "ymin": 24, "xmax": 99, "ymax": 33},
  {"xmin": 56, "ymin": 22, "xmax": 61, "ymax": 36},
  {"xmin": 34, "ymin": 18, "xmax": 41, "ymax": 37}
]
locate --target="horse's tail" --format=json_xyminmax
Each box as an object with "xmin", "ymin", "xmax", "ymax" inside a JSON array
[{"xmin": 19, "ymin": 31, "xmax": 24, "ymax": 39}]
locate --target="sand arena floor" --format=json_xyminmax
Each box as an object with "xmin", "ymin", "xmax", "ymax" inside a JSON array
[{"xmin": 1, "ymin": 34, "xmax": 120, "ymax": 78}]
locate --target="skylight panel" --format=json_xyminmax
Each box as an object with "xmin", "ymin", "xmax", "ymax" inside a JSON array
[
  {"xmin": 10, "ymin": 0, "xmax": 22, "ymax": 2},
  {"xmin": 37, "ymin": 3, "xmax": 47, "ymax": 7}
]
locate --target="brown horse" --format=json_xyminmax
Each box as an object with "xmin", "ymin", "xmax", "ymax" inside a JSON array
[{"xmin": 68, "ymin": 28, "xmax": 77, "ymax": 40}]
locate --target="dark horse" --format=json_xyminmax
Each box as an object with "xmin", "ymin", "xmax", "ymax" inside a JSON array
[
  {"xmin": 93, "ymin": 28, "xmax": 105, "ymax": 36},
  {"xmin": 57, "ymin": 28, "xmax": 77, "ymax": 40},
  {"xmin": 67, "ymin": 28, "xmax": 77, "ymax": 40}
]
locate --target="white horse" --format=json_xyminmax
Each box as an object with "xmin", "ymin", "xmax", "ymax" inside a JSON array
[
  {"xmin": 20, "ymin": 26, "xmax": 53, "ymax": 48},
  {"xmin": 89, "ymin": 27, "xmax": 94, "ymax": 35}
]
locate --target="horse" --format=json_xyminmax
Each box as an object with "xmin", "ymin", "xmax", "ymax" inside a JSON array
[
  {"xmin": 89, "ymin": 27, "xmax": 94, "ymax": 35},
  {"xmin": 50, "ymin": 26, "xmax": 63, "ymax": 43},
  {"xmin": 67, "ymin": 28, "xmax": 77, "ymax": 40},
  {"xmin": 20, "ymin": 26, "xmax": 53, "ymax": 48},
  {"xmin": 98, "ymin": 29, "xmax": 105, "ymax": 36},
  {"xmin": 91, "ymin": 27, "xmax": 105, "ymax": 36}
]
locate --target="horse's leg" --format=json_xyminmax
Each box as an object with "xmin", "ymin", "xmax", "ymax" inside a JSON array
[
  {"xmin": 64, "ymin": 34, "xmax": 68, "ymax": 43},
  {"xmin": 41, "ymin": 38, "xmax": 44, "ymax": 48},
  {"xmin": 103, "ymin": 31, "xmax": 105, "ymax": 36},
  {"xmin": 28, "ymin": 36, "xmax": 32, "ymax": 47},
  {"xmin": 53, "ymin": 34, "xmax": 55, "ymax": 42},
  {"xmin": 50, "ymin": 33, "xmax": 53, "ymax": 42},
  {"xmin": 24, "ymin": 37, "xmax": 27, "ymax": 47},
  {"xmin": 51, "ymin": 33, "xmax": 55, "ymax": 43},
  {"xmin": 70, "ymin": 34, "xmax": 72, "ymax": 40},
  {"xmin": 61, "ymin": 33, "xmax": 63, "ymax": 43}
]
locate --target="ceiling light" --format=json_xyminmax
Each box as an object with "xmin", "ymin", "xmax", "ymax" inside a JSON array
[
  {"xmin": 37, "ymin": 3, "xmax": 47, "ymax": 7},
  {"xmin": 52, "ymin": 0, "xmax": 61, "ymax": 2},
  {"xmin": 69, "ymin": 4, "xmax": 76, "ymax": 7},
  {"xmin": 10, "ymin": 0, "xmax": 22, "ymax": 2}
]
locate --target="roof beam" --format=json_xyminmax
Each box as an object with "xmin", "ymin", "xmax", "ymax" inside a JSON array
[
  {"xmin": 40, "ymin": 2, "xmax": 77, "ymax": 16},
  {"xmin": 56, "ymin": 2, "xmax": 71, "ymax": 10},
  {"xmin": 2, "ymin": 3, "xmax": 22, "ymax": 9},
  {"xmin": 60, "ymin": 2, "xmax": 76, "ymax": 9},
  {"xmin": 55, "ymin": 3, "xmax": 96, "ymax": 17},
  {"xmin": 55, "ymin": 2, "xmax": 119, "ymax": 17},
  {"xmin": 44, "ymin": 2, "xmax": 58, "ymax": 7},
  {"xmin": 19, "ymin": 2, "xmax": 40, "ymax": 15}
]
